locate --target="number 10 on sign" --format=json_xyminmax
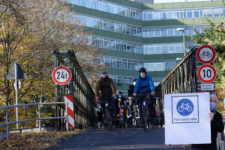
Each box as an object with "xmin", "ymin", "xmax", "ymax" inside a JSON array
[
  {"xmin": 198, "ymin": 65, "xmax": 216, "ymax": 83},
  {"xmin": 52, "ymin": 66, "xmax": 72, "ymax": 85}
]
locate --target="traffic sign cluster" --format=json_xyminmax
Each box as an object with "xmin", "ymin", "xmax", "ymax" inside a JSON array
[
  {"xmin": 196, "ymin": 45, "xmax": 216, "ymax": 91},
  {"xmin": 52, "ymin": 66, "xmax": 75, "ymax": 129}
]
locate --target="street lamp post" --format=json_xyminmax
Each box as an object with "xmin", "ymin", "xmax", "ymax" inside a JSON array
[{"xmin": 176, "ymin": 27, "xmax": 186, "ymax": 56}]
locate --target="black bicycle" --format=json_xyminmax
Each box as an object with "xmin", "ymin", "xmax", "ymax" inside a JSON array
[
  {"xmin": 132, "ymin": 97, "xmax": 141, "ymax": 128},
  {"xmin": 138, "ymin": 93, "xmax": 154, "ymax": 131},
  {"xmin": 118, "ymin": 103, "xmax": 126, "ymax": 128},
  {"xmin": 142, "ymin": 97, "xmax": 149, "ymax": 131},
  {"xmin": 102, "ymin": 96, "xmax": 114, "ymax": 131}
]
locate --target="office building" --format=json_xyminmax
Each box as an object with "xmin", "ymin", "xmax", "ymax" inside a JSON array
[{"xmin": 65, "ymin": 0, "xmax": 225, "ymax": 94}]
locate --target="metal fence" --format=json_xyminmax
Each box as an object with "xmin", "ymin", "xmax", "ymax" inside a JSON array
[
  {"xmin": 155, "ymin": 46, "xmax": 210, "ymax": 111},
  {"xmin": 52, "ymin": 50, "xmax": 97, "ymax": 130},
  {"xmin": 0, "ymin": 102, "xmax": 66, "ymax": 141}
]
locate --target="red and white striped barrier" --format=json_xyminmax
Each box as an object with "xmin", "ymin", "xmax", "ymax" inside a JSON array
[{"xmin": 64, "ymin": 95, "xmax": 75, "ymax": 129}]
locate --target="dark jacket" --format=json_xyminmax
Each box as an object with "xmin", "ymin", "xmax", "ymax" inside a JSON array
[
  {"xmin": 192, "ymin": 111, "xmax": 224, "ymax": 150},
  {"xmin": 95, "ymin": 76, "xmax": 116, "ymax": 97},
  {"xmin": 128, "ymin": 84, "xmax": 134, "ymax": 97}
]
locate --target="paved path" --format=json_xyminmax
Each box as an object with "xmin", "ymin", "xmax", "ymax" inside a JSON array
[{"xmin": 45, "ymin": 128, "xmax": 191, "ymax": 150}]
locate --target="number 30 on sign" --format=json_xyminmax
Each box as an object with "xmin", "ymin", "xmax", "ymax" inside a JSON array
[
  {"xmin": 52, "ymin": 66, "xmax": 72, "ymax": 85},
  {"xmin": 198, "ymin": 65, "xmax": 216, "ymax": 83}
]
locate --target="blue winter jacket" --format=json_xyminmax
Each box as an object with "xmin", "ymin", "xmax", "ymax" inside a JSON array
[{"xmin": 133, "ymin": 74, "xmax": 155, "ymax": 94}]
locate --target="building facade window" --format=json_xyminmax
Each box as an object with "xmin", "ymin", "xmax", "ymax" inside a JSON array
[
  {"xmin": 98, "ymin": 56, "xmax": 176, "ymax": 72},
  {"xmin": 143, "ymin": 43, "xmax": 189, "ymax": 55},
  {"xmin": 76, "ymin": 14, "xmax": 209, "ymax": 38},
  {"xmin": 91, "ymin": 36, "xmax": 143, "ymax": 54},
  {"xmin": 64, "ymin": 0, "xmax": 225, "ymax": 21}
]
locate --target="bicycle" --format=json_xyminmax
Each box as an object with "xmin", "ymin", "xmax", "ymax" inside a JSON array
[
  {"xmin": 137, "ymin": 93, "xmax": 151, "ymax": 131},
  {"xmin": 101, "ymin": 96, "xmax": 114, "ymax": 131},
  {"xmin": 118, "ymin": 103, "xmax": 126, "ymax": 128},
  {"xmin": 132, "ymin": 97, "xmax": 141, "ymax": 128}
]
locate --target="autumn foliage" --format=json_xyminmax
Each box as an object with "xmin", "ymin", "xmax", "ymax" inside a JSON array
[
  {"xmin": 192, "ymin": 20, "xmax": 225, "ymax": 112},
  {"xmin": 0, "ymin": 0, "xmax": 99, "ymax": 127}
]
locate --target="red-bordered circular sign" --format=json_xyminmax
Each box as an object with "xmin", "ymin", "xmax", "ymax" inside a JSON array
[
  {"xmin": 52, "ymin": 66, "xmax": 72, "ymax": 85},
  {"xmin": 198, "ymin": 65, "xmax": 216, "ymax": 83},
  {"xmin": 197, "ymin": 45, "xmax": 216, "ymax": 63}
]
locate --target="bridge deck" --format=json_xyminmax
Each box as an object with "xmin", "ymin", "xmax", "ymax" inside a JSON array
[{"xmin": 45, "ymin": 128, "xmax": 191, "ymax": 150}]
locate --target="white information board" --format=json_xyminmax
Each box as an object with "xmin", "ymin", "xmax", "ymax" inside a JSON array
[{"xmin": 164, "ymin": 92, "xmax": 211, "ymax": 145}]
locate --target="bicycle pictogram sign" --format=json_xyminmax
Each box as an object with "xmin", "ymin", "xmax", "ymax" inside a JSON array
[
  {"xmin": 176, "ymin": 99, "xmax": 194, "ymax": 116},
  {"xmin": 197, "ymin": 45, "xmax": 216, "ymax": 63}
]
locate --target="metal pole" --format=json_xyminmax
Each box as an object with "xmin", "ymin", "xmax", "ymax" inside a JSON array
[
  {"xmin": 6, "ymin": 108, "xmax": 9, "ymax": 141},
  {"xmin": 38, "ymin": 102, "xmax": 41, "ymax": 132},
  {"xmin": 66, "ymin": 102, "xmax": 68, "ymax": 131},
  {"xmin": 183, "ymin": 31, "xmax": 186, "ymax": 56},
  {"xmin": 15, "ymin": 63, "xmax": 18, "ymax": 129}
]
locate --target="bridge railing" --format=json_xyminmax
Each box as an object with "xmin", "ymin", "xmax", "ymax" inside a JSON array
[
  {"xmin": 156, "ymin": 46, "xmax": 202, "ymax": 112},
  {"xmin": 52, "ymin": 50, "xmax": 97, "ymax": 130},
  {"xmin": 0, "ymin": 102, "xmax": 66, "ymax": 141}
]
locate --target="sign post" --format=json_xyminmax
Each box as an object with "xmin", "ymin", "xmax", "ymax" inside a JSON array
[
  {"xmin": 6, "ymin": 61, "xmax": 26, "ymax": 129},
  {"xmin": 15, "ymin": 62, "xmax": 18, "ymax": 129},
  {"xmin": 53, "ymin": 66, "xmax": 74, "ymax": 129},
  {"xmin": 196, "ymin": 45, "xmax": 216, "ymax": 92}
]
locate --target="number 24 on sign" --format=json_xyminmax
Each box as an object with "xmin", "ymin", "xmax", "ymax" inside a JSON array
[{"xmin": 52, "ymin": 66, "xmax": 72, "ymax": 85}]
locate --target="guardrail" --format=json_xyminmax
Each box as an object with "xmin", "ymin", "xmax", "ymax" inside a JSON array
[{"xmin": 0, "ymin": 102, "xmax": 66, "ymax": 141}]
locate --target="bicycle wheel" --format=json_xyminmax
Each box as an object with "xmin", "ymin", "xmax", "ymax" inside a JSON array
[
  {"xmin": 142, "ymin": 106, "xmax": 148, "ymax": 131},
  {"xmin": 108, "ymin": 120, "xmax": 112, "ymax": 131},
  {"xmin": 107, "ymin": 108, "xmax": 113, "ymax": 131}
]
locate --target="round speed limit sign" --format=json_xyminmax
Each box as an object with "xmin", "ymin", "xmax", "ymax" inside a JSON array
[
  {"xmin": 52, "ymin": 66, "xmax": 72, "ymax": 85},
  {"xmin": 198, "ymin": 65, "xmax": 216, "ymax": 83}
]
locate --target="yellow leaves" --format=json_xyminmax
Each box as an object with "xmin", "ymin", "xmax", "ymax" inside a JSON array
[
  {"xmin": 0, "ymin": 130, "xmax": 80, "ymax": 149},
  {"xmin": 0, "ymin": 0, "xmax": 99, "ymax": 106},
  {"xmin": 215, "ymin": 85, "xmax": 225, "ymax": 112}
]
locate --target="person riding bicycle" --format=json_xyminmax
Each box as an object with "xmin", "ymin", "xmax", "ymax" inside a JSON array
[
  {"xmin": 127, "ymin": 79, "xmax": 137, "ymax": 127},
  {"xmin": 115, "ymin": 91, "xmax": 126, "ymax": 128},
  {"xmin": 95, "ymin": 70, "xmax": 116, "ymax": 128},
  {"xmin": 115, "ymin": 91, "xmax": 126, "ymax": 114},
  {"xmin": 128, "ymin": 78, "xmax": 136, "ymax": 99},
  {"xmin": 133, "ymin": 67, "xmax": 155, "ymax": 122}
]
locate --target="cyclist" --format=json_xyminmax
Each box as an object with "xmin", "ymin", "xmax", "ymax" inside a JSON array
[
  {"xmin": 128, "ymin": 78, "xmax": 137, "ymax": 99},
  {"xmin": 95, "ymin": 70, "xmax": 116, "ymax": 129},
  {"xmin": 115, "ymin": 91, "xmax": 126, "ymax": 114},
  {"xmin": 127, "ymin": 79, "xmax": 137, "ymax": 127},
  {"xmin": 133, "ymin": 67, "xmax": 155, "ymax": 125},
  {"xmin": 115, "ymin": 91, "xmax": 126, "ymax": 128}
]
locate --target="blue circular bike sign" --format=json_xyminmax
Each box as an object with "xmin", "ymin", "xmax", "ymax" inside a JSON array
[{"xmin": 176, "ymin": 99, "xmax": 194, "ymax": 116}]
